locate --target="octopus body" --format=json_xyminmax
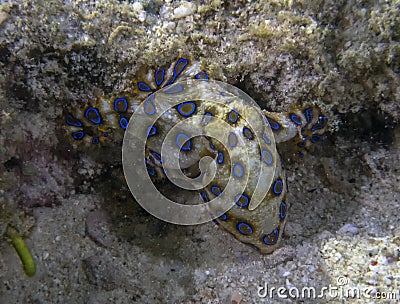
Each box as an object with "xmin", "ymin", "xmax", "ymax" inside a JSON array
[{"xmin": 64, "ymin": 57, "xmax": 327, "ymax": 253}]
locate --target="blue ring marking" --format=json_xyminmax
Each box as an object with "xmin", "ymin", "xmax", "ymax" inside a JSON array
[
  {"xmin": 211, "ymin": 185, "xmax": 222, "ymax": 197},
  {"xmin": 235, "ymin": 194, "xmax": 249, "ymax": 207},
  {"xmin": 311, "ymin": 115, "xmax": 327, "ymax": 131},
  {"xmin": 310, "ymin": 133, "xmax": 323, "ymax": 143},
  {"xmin": 262, "ymin": 132, "xmax": 271, "ymax": 144},
  {"xmin": 113, "ymin": 97, "xmax": 128, "ymax": 113},
  {"xmin": 290, "ymin": 113, "xmax": 302, "ymax": 125},
  {"xmin": 220, "ymin": 91, "xmax": 226, "ymax": 96},
  {"xmin": 146, "ymin": 125, "xmax": 157, "ymax": 137},
  {"xmin": 143, "ymin": 96, "xmax": 156, "ymax": 115},
  {"xmin": 154, "ymin": 68, "xmax": 165, "ymax": 86},
  {"xmin": 164, "ymin": 58, "xmax": 189, "ymax": 86},
  {"xmin": 216, "ymin": 211, "xmax": 227, "ymax": 221},
  {"xmin": 298, "ymin": 151, "xmax": 305, "ymax": 158},
  {"xmin": 263, "ymin": 228, "xmax": 279, "ymax": 245},
  {"xmin": 209, "ymin": 142, "xmax": 215, "ymax": 150},
  {"xmin": 92, "ymin": 137, "xmax": 99, "ymax": 144},
  {"xmin": 265, "ymin": 116, "xmax": 281, "ymax": 130},
  {"xmin": 227, "ymin": 109, "xmax": 239, "ymax": 123},
  {"xmin": 304, "ymin": 107, "xmax": 313, "ymax": 123},
  {"xmin": 242, "ymin": 127, "xmax": 254, "ymax": 140},
  {"xmin": 279, "ymin": 201, "xmax": 287, "ymax": 220},
  {"xmin": 202, "ymin": 112, "xmax": 213, "ymax": 125},
  {"xmin": 164, "ymin": 84, "xmax": 184, "ymax": 94},
  {"xmin": 85, "ymin": 107, "xmax": 101, "ymax": 125},
  {"xmin": 237, "ymin": 222, "xmax": 253, "ymax": 235},
  {"xmin": 297, "ymin": 140, "xmax": 307, "ymax": 147},
  {"xmin": 176, "ymin": 133, "xmax": 191, "ymax": 151},
  {"xmin": 146, "ymin": 165, "xmax": 155, "ymax": 176},
  {"xmin": 103, "ymin": 132, "xmax": 108, "ymax": 137},
  {"xmin": 174, "ymin": 57, "xmax": 189, "ymax": 78},
  {"xmin": 233, "ymin": 163, "xmax": 244, "ymax": 178},
  {"xmin": 66, "ymin": 113, "xmax": 83, "ymax": 127},
  {"xmin": 150, "ymin": 151, "xmax": 162, "ymax": 163},
  {"xmin": 261, "ymin": 149, "xmax": 273, "ymax": 165},
  {"xmin": 176, "ymin": 101, "xmax": 196, "ymax": 117},
  {"xmin": 72, "ymin": 131, "xmax": 85, "ymax": 140},
  {"xmin": 119, "ymin": 117, "xmax": 129, "ymax": 129},
  {"xmin": 217, "ymin": 151, "xmax": 224, "ymax": 164},
  {"xmin": 200, "ymin": 192, "xmax": 210, "ymax": 202},
  {"xmin": 228, "ymin": 132, "xmax": 238, "ymax": 147},
  {"xmin": 137, "ymin": 81, "xmax": 152, "ymax": 92},
  {"xmin": 273, "ymin": 179, "xmax": 283, "ymax": 195},
  {"xmin": 195, "ymin": 71, "xmax": 209, "ymax": 80}
]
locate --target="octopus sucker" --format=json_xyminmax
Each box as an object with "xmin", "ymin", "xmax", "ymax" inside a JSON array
[{"xmin": 64, "ymin": 56, "xmax": 327, "ymax": 254}]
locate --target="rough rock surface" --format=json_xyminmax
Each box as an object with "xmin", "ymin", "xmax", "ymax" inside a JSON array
[{"xmin": 0, "ymin": 0, "xmax": 399, "ymax": 303}]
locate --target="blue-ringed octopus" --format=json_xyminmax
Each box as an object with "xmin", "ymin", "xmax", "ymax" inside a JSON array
[{"xmin": 64, "ymin": 57, "xmax": 327, "ymax": 254}]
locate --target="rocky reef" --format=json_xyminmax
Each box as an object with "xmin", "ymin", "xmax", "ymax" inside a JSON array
[{"xmin": 0, "ymin": 0, "xmax": 399, "ymax": 303}]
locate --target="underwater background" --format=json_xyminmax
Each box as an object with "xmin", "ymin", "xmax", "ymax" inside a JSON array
[{"xmin": 0, "ymin": 0, "xmax": 399, "ymax": 303}]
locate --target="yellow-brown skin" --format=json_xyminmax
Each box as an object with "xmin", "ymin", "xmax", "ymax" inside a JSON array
[{"xmin": 64, "ymin": 57, "xmax": 328, "ymax": 253}]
